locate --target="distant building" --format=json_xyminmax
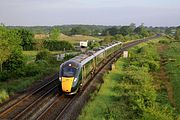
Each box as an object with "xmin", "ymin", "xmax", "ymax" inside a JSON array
[
  {"xmin": 80, "ymin": 41, "xmax": 88, "ymax": 48},
  {"xmin": 98, "ymin": 33, "xmax": 102, "ymax": 36}
]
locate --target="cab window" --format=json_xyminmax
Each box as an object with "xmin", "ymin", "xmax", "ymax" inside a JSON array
[{"xmin": 62, "ymin": 66, "xmax": 76, "ymax": 77}]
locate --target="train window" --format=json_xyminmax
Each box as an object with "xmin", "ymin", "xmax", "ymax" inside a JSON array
[{"xmin": 62, "ymin": 67, "xmax": 76, "ymax": 77}]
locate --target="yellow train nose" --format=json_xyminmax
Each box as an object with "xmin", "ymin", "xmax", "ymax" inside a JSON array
[{"xmin": 62, "ymin": 77, "xmax": 74, "ymax": 92}]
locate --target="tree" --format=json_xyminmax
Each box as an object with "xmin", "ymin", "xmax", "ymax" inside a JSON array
[
  {"xmin": 104, "ymin": 27, "xmax": 118, "ymax": 36},
  {"xmin": 165, "ymin": 28, "xmax": 172, "ymax": 35},
  {"xmin": 175, "ymin": 27, "xmax": 180, "ymax": 40},
  {"xmin": 89, "ymin": 41, "xmax": 100, "ymax": 49},
  {"xmin": 119, "ymin": 26, "xmax": 133, "ymax": 36},
  {"xmin": 17, "ymin": 29, "xmax": 34, "ymax": 50},
  {"xmin": 103, "ymin": 33, "xmax": 113, "ymax": 44},
  {"xmin": 134, "ymin": 24, "xmax": 149, "ymax": 37},
  {"xmin": 49, "ymin": 27, "xmax": 60, "ymax": 40},
  {"xmin": 0, "ymin": 25, "xmax": 24, "ymax": 72},
  {"xmin": 0, "ymin": 40, "xmax": 10, "ymax": 72},
  {"xmin": 3, "ymin": 51, "xmax": 24, "ymax": 72},
  {"xmin": 114, "ymin": 34, "xmax": 125, "ymax": 41},
  {"xmin": 70, "ymin": 27, "xmax": 89, "ymax": 35}
]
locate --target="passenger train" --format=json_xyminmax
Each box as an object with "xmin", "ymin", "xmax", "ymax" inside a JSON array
[{"xmin": 58, "ymin": 41, "xmax": 122, "ymax": 95}]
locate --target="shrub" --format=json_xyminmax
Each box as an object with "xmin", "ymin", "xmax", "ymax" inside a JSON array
[
  {"xmin": 43, "ymin": 40, "xmax": 74, "ymax": 51},
  {"xmin": 159, "ymin": 40, "xmax": 169, "ymax": 44},
  {"xmin": 35, "ymin": 49, "xmax": 50, "ymax": 61},
  {"xmin": 23, "ymin": 63, "xmax": 40, "ymax": 77},
  {"xmin": 0, "ymin": 71, "xmax": 9, "ymax": 82},
  {"xmin": 0, "ymin": 90, "xmax": 9, "ymax": 103},
  {"xmin": 3, "ymin": 51, "xmax": 25, "ymax": 72}
]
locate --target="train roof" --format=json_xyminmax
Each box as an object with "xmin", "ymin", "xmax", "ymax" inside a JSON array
[{"xmin": 64, "ymin": 42, "xmax": 122, "ymax": 66}]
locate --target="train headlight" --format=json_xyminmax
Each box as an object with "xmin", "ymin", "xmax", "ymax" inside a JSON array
[
  {"xmin": 59, "ymin": 77, "xmax": 61, "ymax": 81},
  {"xmin": 74, "ymin": 78, "xmax": 77, "ymax": 82},
  {"xmin": 72, "ymin": 78, "xmax": 78, "ymax": 87}
]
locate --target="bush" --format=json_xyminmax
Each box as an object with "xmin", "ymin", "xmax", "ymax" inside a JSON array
[
  {"xmin": 22, "ymin": 61, "xmax": 48, "ymax": 77},
  {"xmin": 159, "ymin": 40, "xmax": 169, "ymax": 44},
  {"xmin": 43, "ymin": 40, "xmax": 74, "ymax": 51},
  {"xmin": 0, "ymin": 90, "xmax": 9, "ymax": 103},
  {"xmin": 0, "ymin": 71, "xmax": 9, "ymax": 82},
  {"xmin": 24, "ymin": 63, "xmax": 40, "ymax": 77},
  {"xmin": 35, "ymin": 49, "xmax": 50, "ymax": 61},
  {"xmin": 3, "ymin": 51, "xmax": 25, "ymax": 72}
]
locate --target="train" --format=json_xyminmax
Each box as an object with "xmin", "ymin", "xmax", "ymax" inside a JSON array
[{"xmin": 58, "ymin": 41, "xmax": 122, "ymax": 95}]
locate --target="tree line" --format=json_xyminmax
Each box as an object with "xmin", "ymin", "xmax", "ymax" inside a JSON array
[{"xmin": 9, "ymin": 24, "xmax": 175, "ymax": 36}]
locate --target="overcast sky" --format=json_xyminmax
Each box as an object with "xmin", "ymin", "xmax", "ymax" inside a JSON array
[{"xmin": 0, "ymin": 0, "xmax": 180, "ymax": 26}]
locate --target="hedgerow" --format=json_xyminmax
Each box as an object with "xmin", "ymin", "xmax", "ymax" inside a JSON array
[{"xmin": 113, "ymin": 43, "xmax": 174, "ymax": 119}]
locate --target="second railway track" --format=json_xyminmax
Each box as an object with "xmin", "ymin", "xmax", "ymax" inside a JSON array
[{"xmin": 0, "ymin": 76, "xmax": 58, "ymax": 119}]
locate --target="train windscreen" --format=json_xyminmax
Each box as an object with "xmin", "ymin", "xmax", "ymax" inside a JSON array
[{"xmin": 62, "ymin": 66, "xmax": 76, "ymax": 77}]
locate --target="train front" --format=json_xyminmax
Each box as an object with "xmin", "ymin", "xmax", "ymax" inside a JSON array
[{"xmin": 59, "ymin": 61, "xmax": 81, "ymax": 95}]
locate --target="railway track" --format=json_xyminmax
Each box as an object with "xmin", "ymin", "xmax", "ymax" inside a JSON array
[
  {"xmin": 0, "ymin": 35, "xmax": 161, "ymax": 120},
  {"xmin": 0, "ymin": 76, "xmax": 59, "ymax": 119}
]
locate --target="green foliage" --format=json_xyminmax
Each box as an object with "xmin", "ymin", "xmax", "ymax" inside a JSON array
[
  {"xmin": 70, "ymin": 26, "xmax": 90, "ymax": 35},
  {"xmin": 129, "ymin": 45, "xmax": 160, "ymax": 72},
  {"xmin": 165, "ymin": 28, "xmax": 172, "ymax": 35},
  {"xmin": 0, "ymin": 39, "xmax": 10, "ymax": 72},
  {"xmin": 17, "ymin": 29, "xmax": 34, "ymax": 50},
  {"xmin": 3, "ymin": 51, "xmax": 25, "ymax": 72},
  {"xmin": 164, "ymin": 41, "xmax": 180, "ymax": 113},
  {"xmin": 175, "ymin": 27, "xmax": 180, "ymax": 40},
  {"xmin": 119, "ymin": 26, "xmax": 134, "ymax": 36},
  {"xmin": 49, "ymin": 27, "xmax": 60, "ymax": 40},
  {"xmin": 0, "ymin": 90, "xmax": 9, "ymax": 103},
  {"xmin": 102, "ymin": 35, "xmax": 114, "ymax": 44},
  {"xmin": 89, "ymin": 41, "xmax": 100, "ymax": 49},
  {"xmin": 0, "ymin": 71, "xmax": 9, "ymax": 82},
  {"xmin": 43, "ymin": 40, "xmax": 74, "ymax": 51},
  {"xmin": 158, "ymin": 39, "xmax": 169, "ymax": 44},
  {"xmin": 20, "ymin": 60, "xmax": 49, "ymax": 77},
  {"xmin": 63, "ymin": 54, "xmax": 76, "ymax": 61},
  {"xmin": 134, "ymin": 25, "xmax": 149, "ymax": 37},
  {"xmin": 0, "ymin": 25, "xmax": 25, "ymax": 74},
  {"xmin": 103, "ymin": 27, "xmax": 118, "ymax": 36},
  {"xmin": 114, "ymin": 34, "xmax": 125, "ymax": 41},
  {"xmin": 35, "ymin": 49, "xmax": 50, "ymax": 61}
]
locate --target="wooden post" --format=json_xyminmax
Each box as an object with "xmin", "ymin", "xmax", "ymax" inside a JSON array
[{"xmin": 111, "ymin": 64, "xmax": 115, "ymax": 70}]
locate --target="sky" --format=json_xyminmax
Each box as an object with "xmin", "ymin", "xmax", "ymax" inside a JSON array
[{"xmin": 0, "ymin": 0, "xmax": 180, "ymax": 26}]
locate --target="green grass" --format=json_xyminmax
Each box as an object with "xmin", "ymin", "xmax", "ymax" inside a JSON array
[
  {"xmin": 23, "ymin": 51, "xmax": 38, "ymax": 62},
  {"xmin": 22, "ymin": 50, "xmax": 63, "ymax": 63},
  {"xmin": 164, "ymin": 41, "xmax": 180, "ymax": 112}
]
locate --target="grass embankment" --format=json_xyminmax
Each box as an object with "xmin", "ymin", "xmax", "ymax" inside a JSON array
[
  {"xmin": 79, "ymin": 37, "xmax": 177, "ymax": 120},
  {"xmin": 34, "ymin": 33, "xmax": 101, "ymax": 44},
  {"xmin": 161, "ymin": 40, "xmax": 180, "ymax": 113}
]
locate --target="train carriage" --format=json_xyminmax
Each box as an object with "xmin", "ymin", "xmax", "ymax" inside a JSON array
[{"xmin": 58, "ymin": 41, "xmax": 122, "ymax": 95}]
